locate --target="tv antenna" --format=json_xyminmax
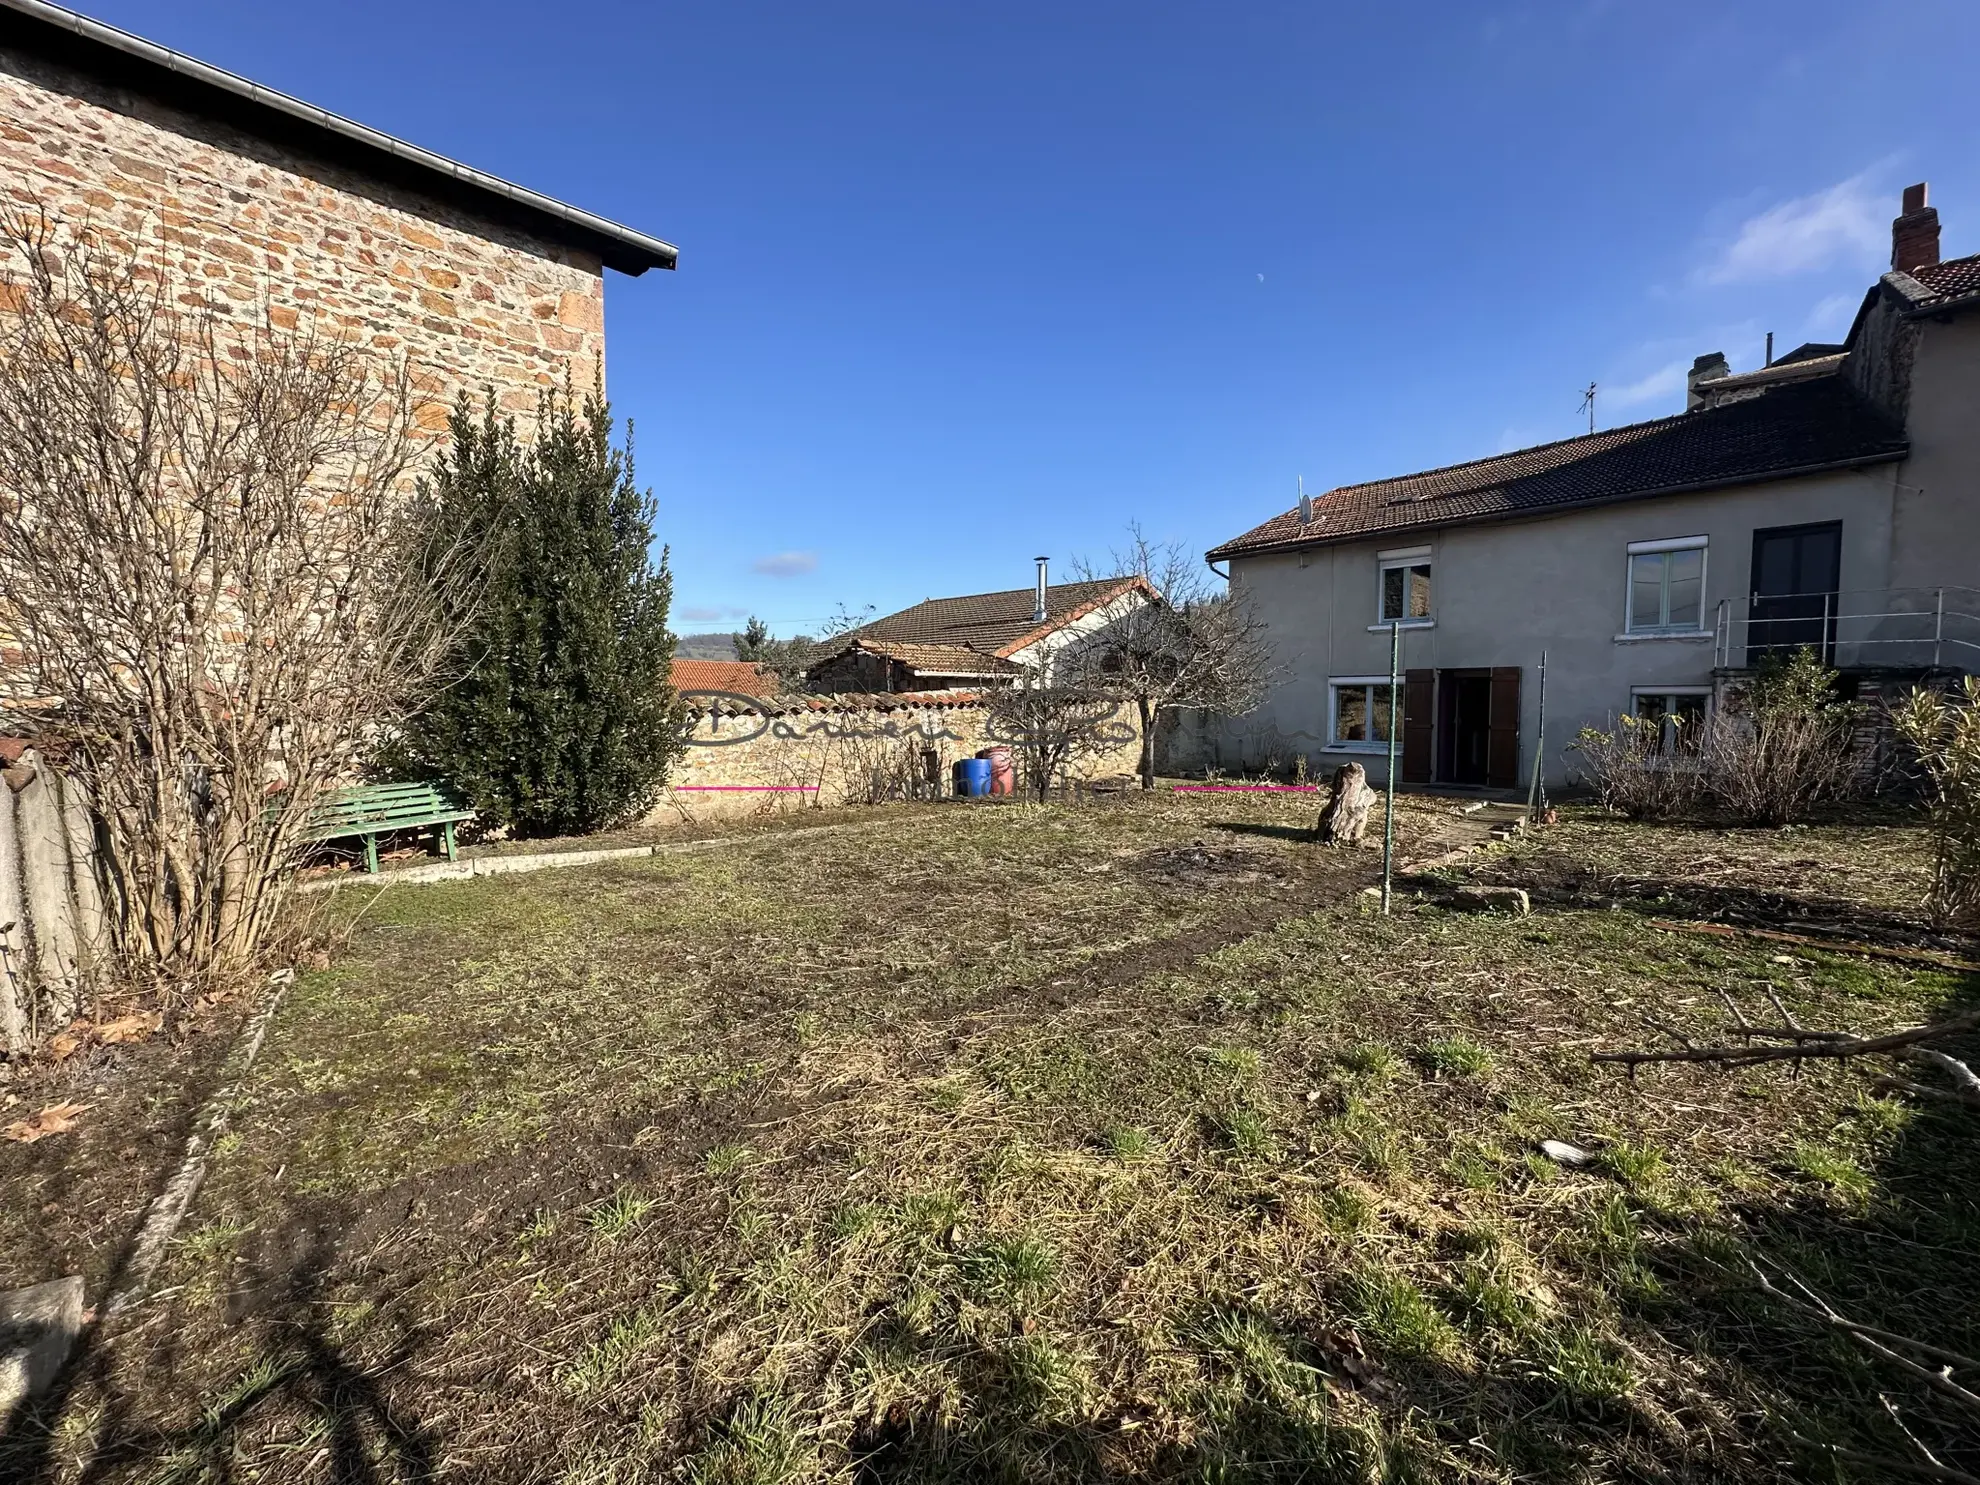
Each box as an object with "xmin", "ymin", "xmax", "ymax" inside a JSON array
[{"xmin": 1577, "ymin": 382, "xmax": 1597, "ymax": 435}]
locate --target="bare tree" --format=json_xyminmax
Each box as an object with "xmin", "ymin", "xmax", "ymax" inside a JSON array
[
  {"xmin": 1066, "ymin": 527, "xmax": 1274, "ymax": 789},
  {"xmin": 0, "ymin": 206, "xmax": 461, "ymax": 1004},
  {"xmin": 752, "ymin": 604, "xmax": 877, "ymax": 695},
  {"xmin": 984, "ymin": 679, "xmax": 1121, "ymax": 802}
]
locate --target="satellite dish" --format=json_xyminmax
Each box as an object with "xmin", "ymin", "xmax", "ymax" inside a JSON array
[{"xmin": 1298, "ymin": 493, "xmax": 1314, "ymax": 526}]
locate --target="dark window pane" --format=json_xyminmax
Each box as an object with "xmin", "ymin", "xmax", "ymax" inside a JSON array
[
  {"xmin": 1381, "ymin": 568, "xmax": 1404, "ymax": 622},
  {"xmin": 1629, "ymin": 553, "xmax": 1665, "ymax": 630},
  {"xmin": 1371, "ymin": 684, "xmax": 1393, "ymax": 742},
  {"xmin": 1337, "ymin": 686, "xmax": 1368, "ymax": 741},
  {"xmin": 1667, "ymin": 548, "xmax": 1703, "ymax": 629},
  {"xmin": 1407, "ymin": 565, "xmax": 1432, "ymax": 619}
]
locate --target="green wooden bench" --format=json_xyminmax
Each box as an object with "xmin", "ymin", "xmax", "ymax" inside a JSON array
[{"xmin": 300, "ymin": 782, "xmax": 474, "ymax": 874}]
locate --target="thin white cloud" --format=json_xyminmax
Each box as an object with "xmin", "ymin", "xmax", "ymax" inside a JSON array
[
  {"xmin": 752, "ymin": 551, "xmax": 818, "ymax": 578},
  {"xmin": 1698, "ymin": 173, "xmax": 1884, "ymax": 286},
  {"xmin": 1801, "ymin": 292, "xmax": 1859, "ymax": 340},
  {"xmin": 678, "ymin": 604, "xmax": 751, "ymax": 622},
  {"xmin": 1604, "ymin": 360, "xmax": 1688, "ymax": 411}
]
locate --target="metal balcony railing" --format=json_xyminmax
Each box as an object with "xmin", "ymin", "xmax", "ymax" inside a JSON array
[{"xmin": 1712, "ymin": 585, "xmax": 1980, "ymax": 671}]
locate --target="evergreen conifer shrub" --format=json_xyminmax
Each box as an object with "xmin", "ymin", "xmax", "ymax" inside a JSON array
[{"xmin": 397, "ymin": 390, "xmax": 684, "ymax": 836}]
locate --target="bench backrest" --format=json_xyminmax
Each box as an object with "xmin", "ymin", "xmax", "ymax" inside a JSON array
[{"xmin": 305, "ymin": 781, "xmax": 464, "ymax": 830}]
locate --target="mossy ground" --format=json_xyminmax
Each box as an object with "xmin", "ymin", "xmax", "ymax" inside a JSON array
[{"xmin": 5, "ymin": 795, "xmax": 1975, "ymax": 1484}]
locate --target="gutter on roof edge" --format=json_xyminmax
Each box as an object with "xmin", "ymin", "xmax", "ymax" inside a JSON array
[
  {"xmin": 1204, "ymin": 447, "xmax": 1910, "ymax": 563},
  {"xmin": 2, "ymin": 0, "xmax": 678, "ymax": 274}
]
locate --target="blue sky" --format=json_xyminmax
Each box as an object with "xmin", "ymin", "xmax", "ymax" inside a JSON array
[{"xmin": 85, "ymin": 0, "xmax": 1980, "ymax": 633}]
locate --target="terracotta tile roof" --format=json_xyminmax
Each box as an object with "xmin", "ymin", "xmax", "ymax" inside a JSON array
[
  {"xmin": 1909, "ymin": 252, "xmax": 1980, "ymax": 306},
  {"xmin": 844, "ymin": 640, "xmax": 1022, "ymax": 676},
  {"xmin": 670, "ymin": 659, "xmax": 774, "ymax": 697},
  {"xmin": 1207, "ymin": 375, "xmax": 1907, "ymax": 560},
  {"xmin": 850, "ymin": 578, "xmax": 1151, "ymax": 658},
  {"xmin": 686, "ymin": 687, "xmax": 985, "ymax": 717}
]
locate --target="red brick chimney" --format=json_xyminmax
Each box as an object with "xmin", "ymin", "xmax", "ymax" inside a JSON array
[{"xmin": 1892, "ymin": 182, "xmax": 1941, "ymax": 274}]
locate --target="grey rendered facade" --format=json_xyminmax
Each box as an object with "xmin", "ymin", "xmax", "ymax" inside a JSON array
[{"xmin": 1203, "ymin": 186, "xmax": 1980, "ymax": 790}]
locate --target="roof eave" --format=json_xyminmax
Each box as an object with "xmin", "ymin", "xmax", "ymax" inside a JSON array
[
  {"xmin": 1207, "ymin": 448, "xmax": 1910, "ymax": 563},
  {"xmin": 2, "ymin": 0, "xmax": 678, "ymax": 274}
]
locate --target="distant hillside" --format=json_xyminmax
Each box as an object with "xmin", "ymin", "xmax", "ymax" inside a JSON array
[{"xmin": 674, "ymin": 631, "xmax": 742, "ymax": 660}]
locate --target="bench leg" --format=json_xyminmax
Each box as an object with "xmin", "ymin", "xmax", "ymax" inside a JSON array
[
  {"xmin": 365, "ymin": 833, "xmax": 379, "ymax": 875},
  {"xmin": 442, "ymin": 821, "xmax": 458, "ymax": 863}
]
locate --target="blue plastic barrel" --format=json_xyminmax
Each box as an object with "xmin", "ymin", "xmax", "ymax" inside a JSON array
[{"xmin": 953, "ymin": 758, "xmax": 993, "ymax": 797}]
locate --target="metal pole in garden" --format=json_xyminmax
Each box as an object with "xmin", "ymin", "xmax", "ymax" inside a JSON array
[
  {"xmin": 1527, "ymin": 649, "xmax": 1548, "ymax": 822},
  {"xmin": 1381, "ymin": 619, "xmax": 1400, "ymax": 914}
]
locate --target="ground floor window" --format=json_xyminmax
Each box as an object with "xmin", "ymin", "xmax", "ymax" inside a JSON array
[
  {"xmin": 1629, "ymin": 688, "xmax": 1709, "ymax": 754},
  {"xmin": 1329, "ymin": 678, "xmax": 1395, "ymax": 749}
]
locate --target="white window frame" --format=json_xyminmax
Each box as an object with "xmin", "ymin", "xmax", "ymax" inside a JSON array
[
  {"xmin": 1623, "ymin": 536, "xmax": 1709, "ymax": 636},
  {"xmin": 1376, "ymin": 545, "xmax": 1435, "ymax": 627},
  {"xmin": 1328, "ymin": 675, "xmax": 1398, "ymax": 753},
  {"xmin": 1628, "ymin": 685, "xmax": 1712, "ymax": 758}
]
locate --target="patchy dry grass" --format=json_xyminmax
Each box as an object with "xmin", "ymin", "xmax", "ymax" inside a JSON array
[{"xmin": 6, "ymin": 795, "xmax": 1977, "ymax": 1484}]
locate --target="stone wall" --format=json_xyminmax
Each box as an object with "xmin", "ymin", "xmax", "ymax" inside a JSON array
[
  {"xmin": 653, "ymin": 692, "xmax": 1145, "ymax": 824},
  {"xmin": 0, "ymin": 742, "xmax": 103, "ymax": 1054},
  {"xmin": 0, "ymin": 46, "xmax": 608, "ymax": 431}
]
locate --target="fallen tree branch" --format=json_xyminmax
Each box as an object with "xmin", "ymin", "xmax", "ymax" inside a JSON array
[
  {"xmin": 1791, "ymin": 1439, "xmax": 1980, "ymax": 1485},
  {"xmin": 1593, "ymin": 1009, "xmax": 1980, "ymax": 1072}
]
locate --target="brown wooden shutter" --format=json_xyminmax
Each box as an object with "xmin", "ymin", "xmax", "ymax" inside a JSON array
[
  {"xmin": 1487, "ymin": 666, "xmax": 1521, "ymax": 787},
  {"xmin": 1402, "ymin": 669, "xmax": 1434, "ymax": 784}
]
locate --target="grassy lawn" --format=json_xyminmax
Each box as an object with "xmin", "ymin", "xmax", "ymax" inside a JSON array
[{"xmin": 5, "ymin": 792, "xmax": 1976, "ymax": 1483}]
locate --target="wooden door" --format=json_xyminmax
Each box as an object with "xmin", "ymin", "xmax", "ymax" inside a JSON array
[
  {"xmin": 1402, "ymin": 670, "xmax": 1434, "ymax": 784},
  {"xmin": 1486, "ymin": 667, "xmax": 1521, "ymax": 787}
]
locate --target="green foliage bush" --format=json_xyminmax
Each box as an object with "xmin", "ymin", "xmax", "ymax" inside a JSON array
[
  {"xmin": 391, "ymin": 389, "xmax": 684, "ymax": 836},
  {"xmin": 1892, "ymin": 676, "xmax": 1980, "ymax": 927}
]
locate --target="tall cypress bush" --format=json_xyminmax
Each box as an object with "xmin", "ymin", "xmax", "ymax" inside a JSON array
[{"xmin": 398, "ymin": 389, "xmax": 684, "ymax": 836}]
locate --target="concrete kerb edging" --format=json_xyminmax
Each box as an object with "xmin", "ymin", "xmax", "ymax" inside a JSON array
[{"xmin": 294, "ymin": 817, "xmax": 899, "ymax": 894}]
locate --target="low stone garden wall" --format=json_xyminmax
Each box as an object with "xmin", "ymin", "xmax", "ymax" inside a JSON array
[{"xmin": 652, "ymin": 689, "xmax": 1143, "ymax": 824}]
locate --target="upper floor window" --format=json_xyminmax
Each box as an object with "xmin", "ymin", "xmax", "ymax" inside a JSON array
[
  {"xmin": 1625, "ymin": 536, "xmax": 1706, "ymax": 634},
  {"xmin": 1378, "ymin": 546, "xmax": 1433, "ymax": 624}
]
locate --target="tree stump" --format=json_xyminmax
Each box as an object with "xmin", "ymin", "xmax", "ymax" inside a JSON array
[{"xmin": 1316, "ymin": 762, "xmax": 1373, "ymax": 846}]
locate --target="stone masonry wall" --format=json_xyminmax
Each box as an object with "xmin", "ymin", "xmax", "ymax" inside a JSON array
[
  {"xmin": 652, "ymin": 695, "xmax": 1145, "ymax": 825},
  {"xmin": 0, "ymin": 47, "xmax": 608, "ymax": 433}
]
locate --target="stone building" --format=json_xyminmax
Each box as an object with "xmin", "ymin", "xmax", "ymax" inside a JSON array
[{"xmin": 0, "ymin": 0, "xmax": 676, "ymax": 427}]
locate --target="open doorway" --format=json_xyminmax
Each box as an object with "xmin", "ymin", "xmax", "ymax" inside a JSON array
[
  {"xmin": 1439, "ymin": 671, "xmax": 1494, "ymax": 784},
  {"xmin": 1431, "ymin": 667, "xmax": 1522, "ymax": 787}
]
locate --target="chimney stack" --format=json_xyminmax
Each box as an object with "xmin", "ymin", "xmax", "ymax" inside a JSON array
[
  {"xmin": 1892, "ymin": 182, "xmax": 1941, "ymax": 275},
  {"xmin": 1032, "ymin": 557, "xmax": 1049, "ymax": 623},
  {"xmin": 1686, "ymin": 352, "xmax": 1730, "ymax": 411}
]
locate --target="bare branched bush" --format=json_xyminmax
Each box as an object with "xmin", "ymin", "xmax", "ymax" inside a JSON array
[
  {"xmin": 0, "ymin": 208, "xmax": 462, "ymax": 1007},
  {"xmin": 1567, "ymin": 714, "xmax": 1704, "ymax": 821},
  {"xmin": 1705, "ymin": 649, "xmax": 1862, "ymax": 826},
  {"xmin": 984, "ymin": 682, "xmax": 1121, "ymax": 802},
  {"xmin": 1892, "ymin": 677, "xmax": 1980, "ymax": 929}
]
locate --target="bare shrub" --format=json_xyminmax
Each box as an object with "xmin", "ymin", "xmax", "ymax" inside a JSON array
[
  {"xmin": 1567, "ymin": 714, "xmax": 1704, "ymax": 821},
  {"xmin": 0, "ymin": 207, "xmax": 460, "ymax": 1007},
  {"xmin": 1705, "ymin": 648, "xmax": 1861, "ymax": 826},
  {"xmin": 984, "ymin": 682, "xmax": 1120, "ymax": 802},
  {"xmin": 1891, "ymin": 677, "xmax": 1980, "ymax": 929}
]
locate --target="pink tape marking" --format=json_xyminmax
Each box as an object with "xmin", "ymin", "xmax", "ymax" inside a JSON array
[
  {"xmin": 1172, "ymin": 784, "xmax": 1318, "ymax": 792},
  {"xmin": 672, "ymin": 785, "xmax": 819, "ymax": 792}
]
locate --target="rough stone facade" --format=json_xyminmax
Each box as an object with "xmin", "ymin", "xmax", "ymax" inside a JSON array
[
  {"xmin": 0, "ymin": 45, "xmax": 608, "ymax": 431},
  {"xmin": 655, "ymin": 693, "xmax": 1144, "ymax": 824}
]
